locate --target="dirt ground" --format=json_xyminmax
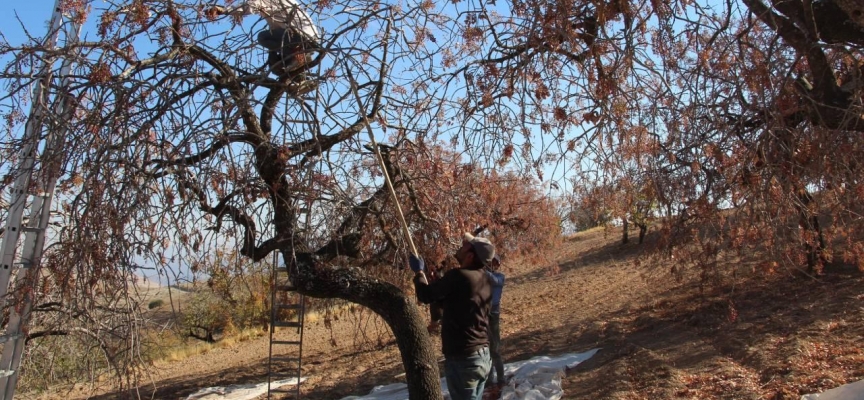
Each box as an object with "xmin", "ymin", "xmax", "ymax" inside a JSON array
[{"xmin": 35, "ymin": 227, "xmax": 864, "ymax": 399}]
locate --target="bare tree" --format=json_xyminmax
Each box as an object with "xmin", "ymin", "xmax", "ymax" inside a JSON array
[
  {"xmin": 1, "ymin": 0, "xmax": 564, "ymax": 396},
  {"xmin": 3, "ymin": 0, "xmax": 452, "ymax": 396}
]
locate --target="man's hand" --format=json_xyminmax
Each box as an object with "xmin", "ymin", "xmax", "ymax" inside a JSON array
[
  {"xmin": 205, "ymin": 5, "xmax": 225, "ymax": 20},
  {"xmin": 409, "ymin": 254, "xmax": 425, "ymax": 273}
]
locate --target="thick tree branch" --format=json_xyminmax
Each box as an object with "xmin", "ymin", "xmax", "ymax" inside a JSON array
[
  {"xmin": 292, "ymin": 114, "xmax": 371, "ymax": 162},
  {"xmin": 811, "ymin": 0, "xmax": 864, "ymax": 45},
  {"xmin": 177, "ymin": 177, "xmax": 259, "ymax": 258},
  {"xmin": 744, "ymin": 0, "xmax": 864, "ymax": 130},
  {"xmin": 26, "ymin": 326, "xmax": 105, "ymax": 345}
]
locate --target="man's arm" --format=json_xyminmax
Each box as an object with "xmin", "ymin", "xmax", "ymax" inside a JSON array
[
  {"xmin": 414, "ymin": 271, "xmax": 451, "ymax": 304},
  {"xmin": 224, "ymin": 2, "xmax": 255, "ymax": 16},
  {"xmin": 493, "ymin": 272, "xmax": 505, "ymax": 287}
]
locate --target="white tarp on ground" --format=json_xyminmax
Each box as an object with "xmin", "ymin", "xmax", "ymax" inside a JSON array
[
  {"xmin": 801, "ymin": 379, "xmax": 864, "ymax": 400},
  {"xmin": 185, "ymin": 377, "xmax": 306, "ymax": 400},
  {"xmin": 341, "ymin": 348, "xmax": 600, "ymax": 400}
]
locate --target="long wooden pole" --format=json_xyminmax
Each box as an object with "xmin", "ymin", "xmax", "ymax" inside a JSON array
[{"xmin": 345, "ymin": 68, "xmax": 426, "ymax": 282}]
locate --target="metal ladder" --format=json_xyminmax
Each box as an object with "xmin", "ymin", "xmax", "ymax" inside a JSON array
[
  {"xmin": 0, "ymin": 1, "xmax": 82, "ymax": 398},
  {"xmin": 267, "ymin": 252, "xmax": 306, "ymax": 399}
]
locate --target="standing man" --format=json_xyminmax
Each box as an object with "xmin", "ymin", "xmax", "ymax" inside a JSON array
[
  {"xmin": 206, "ymin": 0, "xmax": 321, "ymax": 80},
  {"xmin": 411, "ymin": 233, "xmax": 495, "ymax": 400},
  {"xmin": 486, "ymin": 255, "xmax": 505, "ymax": 387},
  {"xmin": 426, "ymin": 261, "xmax": 447, "ymax": 335}
]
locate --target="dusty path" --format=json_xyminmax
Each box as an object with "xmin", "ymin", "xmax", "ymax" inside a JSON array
[{"xmin": 36, "ymin": 228, "xmax": 864, "ymax": 399}]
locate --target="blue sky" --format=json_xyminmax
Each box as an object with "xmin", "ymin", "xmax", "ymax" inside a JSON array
[
  {"xmin": 2, "ymin": 0, "xmax": 69, "ymax": 44},
  {"xmin": 1, "ymin": 0, "xmax": 578, "ymax": 234}
]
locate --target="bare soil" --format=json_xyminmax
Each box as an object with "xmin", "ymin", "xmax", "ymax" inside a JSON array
[{"xmin": 36, "ymin": 227, "xmax": 864, "ymax": 399}]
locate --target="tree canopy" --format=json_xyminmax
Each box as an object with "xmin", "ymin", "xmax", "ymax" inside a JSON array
[{"xmin": 1, "ymin": 0, "xmax": 863, "ymax": 397}]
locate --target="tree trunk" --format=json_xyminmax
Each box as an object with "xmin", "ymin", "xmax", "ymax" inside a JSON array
[
  {"xmin": 621, "ymin": 218, "xmax": 629, "ymax": 244},
  {"xmin": 832, "ymin": 0, "xmax": 864, "ymax": 31},
  {"xmin": 795, "ymin": 190, "xmax": 827, "ymax": 273},
  {"xmin": 637, "ymin": 223, "xmax": 647, "ymax": 244},
  {"xmin": 287, "ymin": 252, "xmax": 442, "ymax": 400}
]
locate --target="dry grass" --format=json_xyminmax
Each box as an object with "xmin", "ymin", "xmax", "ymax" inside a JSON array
[
  {"xmin": 33, "ymin": 225, "xmax": 864, "ymax": 400},
  {"xmin": 154, "ymin": 328, "xmax": 269, "ymax": 364},
  {"xmin": 148, "ymin": 302, "xmax": 355, "ymax": 366}
]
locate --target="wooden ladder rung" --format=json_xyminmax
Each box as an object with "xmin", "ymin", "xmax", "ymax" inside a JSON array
[
  {"xmin": 269, "ymin": 387, "xmax": 299, "ymax": 395},
  {"xmin": 271, "ymin": 340, "xmax": 302, "ymax": 345},
  {"xmin": 270, "ymin": 356, "xmax": 301, "ymax": 363}
]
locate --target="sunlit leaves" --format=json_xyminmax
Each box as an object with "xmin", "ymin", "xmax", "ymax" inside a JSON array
[{"xmin": 355, "ymin": 142, "xmax": 562, "ymax": 270}]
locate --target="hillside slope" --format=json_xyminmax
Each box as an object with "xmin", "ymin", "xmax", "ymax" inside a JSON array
[{"xmin": 41, "ymin": 227, "xmax": 864, "ymax": 399}]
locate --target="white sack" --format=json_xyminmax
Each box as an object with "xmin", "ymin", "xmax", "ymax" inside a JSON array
[
  {"xmin": 185, "ymin": 377, "xmax": 305, "ymax": 400},
  {"xmin": 341, "ymin": 348, "xmax": 600, "ymax": 400}
]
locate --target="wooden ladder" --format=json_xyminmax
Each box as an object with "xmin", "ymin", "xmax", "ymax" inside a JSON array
[{"xmin": 267, "ymin": 260, "xmax": 305, "ymax": 399}]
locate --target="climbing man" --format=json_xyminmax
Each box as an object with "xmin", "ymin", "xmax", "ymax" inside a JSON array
[
  {"xmin": 486, "ymin": 254, "xmax": 506, "ymax": 388},
  {"xmin": 411, "ymin": 232, "xmax": 495, "ymax": 400},
  {"xmin": 206, "ymin": 0, "xmax": 321, "ymax": 90}
]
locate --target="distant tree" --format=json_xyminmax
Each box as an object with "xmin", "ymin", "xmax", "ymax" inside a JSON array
[
  {"xmin": 184, "ymin": 292, "xmax": 226, "ymax": 343},
  {"xmin": 185, "ymin": 248, "xmax": 271, "ymax": 336},
  {"xmin": 547, "ymin": 0, "xmax": 864, "ymax": 272},
  {"xmin": 387, "ymin": 142, "xmax": 562, "ymax": 265}
]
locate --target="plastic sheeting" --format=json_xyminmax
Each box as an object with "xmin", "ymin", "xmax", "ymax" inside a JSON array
[
  {"xmin": 342, "ymin": 348, "xmax": 600, "ymax": 400},
  {"xmin": 801, "ymin": 379, "xmax": 864, "ymax": 400},
  {"xmin": 185, "ymin": 377, "xmax": 306, "ymax": 400}
]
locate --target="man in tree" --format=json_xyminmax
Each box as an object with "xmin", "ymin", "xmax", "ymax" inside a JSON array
[
  {"xmin": 485, "ymin": 254, "xmax": 506, "ymax": 388},
  {"xmin": 411, "ymin": 233, "xmax": 495, "ymax": 400},
  {"xmin": 206, "ymin": 0, "xmax": 321, "ymax": 81}
]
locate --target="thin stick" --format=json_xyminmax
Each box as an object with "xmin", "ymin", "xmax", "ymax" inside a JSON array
[{"xmin": 345, "ymin": 69, "xmax": 418, "ymax": 259}]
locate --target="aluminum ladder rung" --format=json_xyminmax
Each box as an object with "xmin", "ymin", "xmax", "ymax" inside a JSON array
[{"xmin": 0, "ymin": 334, "xmax": 22, "ymax": 345}]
